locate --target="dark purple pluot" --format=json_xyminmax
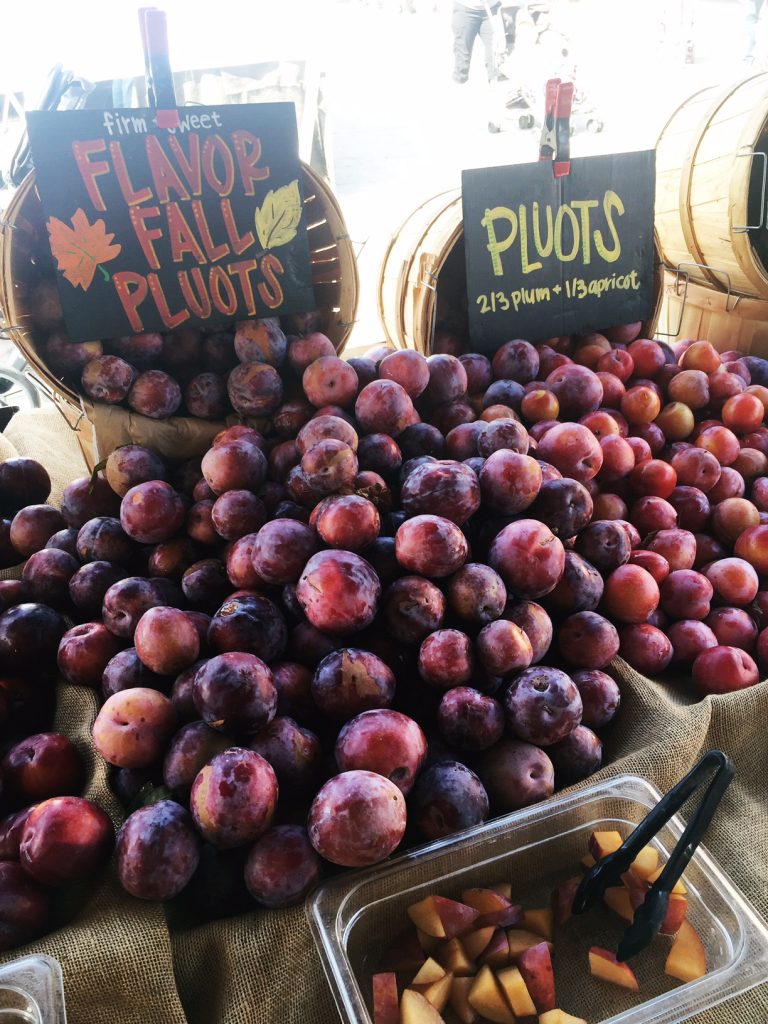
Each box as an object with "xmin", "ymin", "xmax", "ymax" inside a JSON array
[
  {"xmin": 117, "ymin": 800, "xmax": 200, "ymax": 900},
  {"xmin": 437, "ymin": 687, "xmax": 504, "ymax": 752},
  {"xmin": 193, "ymin": 652, "xmax": 277, "ymax": 735},
  {"xmin": 504, "ymin": 666, "xmax": 582, "ymax": 746},
  {"xmin": 548, "ymin": 725, "xmax": 603, "ymax": 784},
  {"xmin": 102, "ymin": 647, "xmax": 170, "ymax": 697},
  {"xmin": 208, "ymin": 593, "xmax": 287, "ymax": 662},
  {"xmin": 571, "ymin": 670, "xmax": 621, "ymax": 729},
  {"xmin": 409, "ymin": 760, "xmax": 489, "ymax": 841},
  {"xmin": 0, "ymin": 603, "xmax": 67, "ymax": 671}
]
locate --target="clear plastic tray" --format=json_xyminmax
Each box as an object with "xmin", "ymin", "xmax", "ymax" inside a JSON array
[
  {"xmin": 0, "ymin": 956, "xmax": 67, "ymax": 1024},
  {"xmin": 307, "ymin": 774, "xmax": 768, "ymax": 1024}
]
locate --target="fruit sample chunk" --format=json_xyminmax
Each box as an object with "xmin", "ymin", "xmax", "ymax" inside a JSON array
[
  {"xmin": 588, "ymin": 947, "xmax": 640, "ymax": 991},
  {"xmin": 418, "ymin": 972, "xmax": 453, "ymax": 1013},
  {"xmin": 552, "ymin": 877, "xmax": 581, "ymax": 927},
  {"xmin": 665, "ymin": 920, "xmax": 707, "ymax": 983},
  {"xmin": 372, "ymin": 972, "xmax": 398, "ymax": 1024},
  {"xmin": 461, "ymin": 888, "xmax": 522, "ymax": 928},
  {"xmin": 507, "ymin": 928, "xmax": 552, "ymax": 958},
  {"xmin": 517, "ymin": 941, "xmax": 556, "ymax": 1013},
  {"xmin": 478, "ymin": 928, "xmax": 510, "ymax": 968},
  {"xmin": 603, "ymin": 886, "xmax": 634, "ymax": 923},
  {"xmin": 647, "ymin": 865, "xmax": 687, "ymax": 894},
  {"xmin": 660, "ymin": 893, "xmax": 689, "ymax": 935},
  {"xmin": 496, "ymin": 964, "xmax": 537, "ymax": 1017},
  {"xmin": 399, "ymin": 988, "xmax": 445, "ymax": 1024},
  {"xmin": 407, "ymin": 895, "xmax": 480, "ymax": 939},
  {"xmin": 539, "ymin": 1012, "xmax": 588, "ymax": 1024},
  {"xmin": 435, "ymin": 938, "xmax": 474, "ymax": 976},
  {"xmin": 462, "ymin": 926, "xmax": 495, "ymax": 960},
  {"xmin": 588, "ymin": 830, "xmax": 623, "ymax": 859},
  {"xmin": 412, "ymin": 958, "xmax": 445, "ymax": 985},
  {"xmin": 380, "ymin": 930, "xmax": 424, "ymax": 973},
  {"xmin": 630, "ymin": 844, "xmax": 659, "ymax": 881},
  {"xmin": 467, "ymin": 965, "xmax": 516, "ymax": 1023},
  {"xmin": 449, "ymin": 977, "xmax": 477, "ymax": 1024},
  {"xmin": 521, "ymin": 907, "xmax": 553, "ymax": 941}
]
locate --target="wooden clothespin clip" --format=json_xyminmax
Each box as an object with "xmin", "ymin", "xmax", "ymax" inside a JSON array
[
  {"xmin": 539, "ymin": 78, "xmax": 574, "ymax": 178},
  {"xmin": 139, "ymin": 7, "xmax": 180, "ymax": 130}
]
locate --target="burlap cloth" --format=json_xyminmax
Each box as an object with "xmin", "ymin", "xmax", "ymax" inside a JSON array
[{"xmin": 0, "ymin": 409, "xmax": 766, "ymax": 1024}]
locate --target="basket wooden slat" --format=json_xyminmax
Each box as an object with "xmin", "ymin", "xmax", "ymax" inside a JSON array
[{"xmin": 655, "ymin": 73, "xmax": 768, "ymax": 299}]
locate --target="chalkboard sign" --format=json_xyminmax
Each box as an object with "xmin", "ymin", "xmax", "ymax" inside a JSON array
[
  {"xmin": 462, "ymin": 151, "xmax": 656, "ymax": 351},
  {"xmin": 26, "ymin": 103, "xmax": 315, "ymax": 342}
]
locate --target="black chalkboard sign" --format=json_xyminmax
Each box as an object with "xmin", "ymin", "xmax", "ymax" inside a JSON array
[
  {"xmin": 26, "ymin": 103, "xmax": 315, "ymax": 342},
  {"xmin": 462, "ymin": 151, "xmax": 656, "ymax": 351}
]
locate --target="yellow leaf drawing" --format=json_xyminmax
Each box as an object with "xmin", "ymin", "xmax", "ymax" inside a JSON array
[{"xmin": 255, "ymin": 179, "xmax": 302, "ymax": 250}]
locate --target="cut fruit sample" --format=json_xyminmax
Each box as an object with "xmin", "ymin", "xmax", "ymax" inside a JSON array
[
  {"xmin": 496, "ymin": 964, "xmax": 537, "ymax": 1018},
  {"xmin": 648, "ymin": 865, "xmax": 687, "ymax": 895},
  {"xmin": 539, "ymin": 1011, "xmax": 588, "ymax": 1024},
  {"xmin": 552, "ymin": 877, "xmax": 581, "ymax": 927},
  {"xmin": 588, "ymin": 830, "xmax": 623, "ymax": 860},
  {"xmin": 408, "ymin": 895, "xmax": 479, "ymax": 939},
  {"xmin": 400, "ymin": 988, "xmax": 445, "ymax": 1024},
  {"xmin": 435, "ymin": 938, "xmax": 474, "ymax": 976},
  {"xmin": 588, "ymin": 947, "xmax": 640, "ymax": 991},
  {"xmin": 372, "ymin": 972, "xmax": 399, "ymax": 1024},
  {"xmin": 381, "ymin": 930, "xmax": 425, "ymax": 972},
  {"xmin": 412, "ymin": 958, "xmax": 445, "ymax": 986},
  {"xmin": 660, "ymin": 894, "xmax": 689, "ymax": 936},
  {"xmin": 630, "ymin": 845, "xmax": 659, "ymax": 881},
  {"xmin": 462, "ymin": 888, "xmax": 522, "ymax": 928},
  {"xmin": 462, "ymin": 926, "xmax": 495, "ymax": 961},
  {"xmin": 665, "ymin": 920, "xmax": 707, "ymax": 983},
  {"xmin": 462, "ymin": 888, "xmax": 510, "ymax": 914},
  {"xmin": 479, "ymin": 928, "xmax": 510, "ymax": 968},
  {"xmin": 449, "ymin": 977, "xmax": 477, "ymax": 1024},
  {"xmin": 467, "ymin": 965, "xmax": 516, "ymax": 1024},
  {"xmin": 419, "ymin": 972, "xmax": 453, "ymax": 1013},
  {"xmin": 517, "ymin": 941, "xmax": 556, "ymax": 1013},
  {"xmin": 603, "ymin": 886, "xmax": 634, "ymax": 923},
  {"xmin": 507, "ymin": 928, "xmax": 554, "ymax": 958},
  {"xmin": 580, "ymin": 853, "xmax": 596, "ymax": 871},
  {"xmin": 521, "ymin": 907, "xmax": 553, "ymax": 941}
]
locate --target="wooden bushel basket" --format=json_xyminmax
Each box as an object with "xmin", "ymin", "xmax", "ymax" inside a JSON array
[
  {"xmin": 655, "ymin": 73, "xmax": 768, "ymax": 299},
  {"xmin": 377, "ymin": 191, "xmax": 663, "ymax": 353},
  {"xmin": 0, "ymin": 165, "xmax": 359, "ymax": 463},
  {"xmin": 656, "ymin": 269, "xmax": 768, "ymax": 358}
]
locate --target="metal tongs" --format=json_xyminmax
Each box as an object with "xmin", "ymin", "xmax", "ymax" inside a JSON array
[
  {"xmin": 539, "ymin": 77, "xmax": 574, "ymax": 179},
  {"xmin": 572, "ymin": 749, "xmax": 735, "ymax": 962}
]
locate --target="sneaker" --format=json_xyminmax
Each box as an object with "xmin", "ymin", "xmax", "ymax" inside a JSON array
[
  {"xmin": 488, "ymin": 121, "xmax": 502, "ymax": 134},
  {"xmin": 452, "ymin": 73, "xmax": 468, "ymax": 84}
]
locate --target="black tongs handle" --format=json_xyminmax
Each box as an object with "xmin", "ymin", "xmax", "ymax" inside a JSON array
[{"xmin": 572, "ymin": 750, "xmax": 735, "ymax": 961}]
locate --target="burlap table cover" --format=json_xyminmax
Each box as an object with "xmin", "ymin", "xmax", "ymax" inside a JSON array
[{"xmin": 0, "ymin": 410, "xmax": 766, "ymax": 1024}]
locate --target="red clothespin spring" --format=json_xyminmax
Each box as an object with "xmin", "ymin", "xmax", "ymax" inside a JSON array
[
  {"xmin": 539, "ymin": 78, "xmax": 574, "ymax": 178},
  {"xmin": 139, "ymin": 7, "xmax": 180, "ymax": 130}
]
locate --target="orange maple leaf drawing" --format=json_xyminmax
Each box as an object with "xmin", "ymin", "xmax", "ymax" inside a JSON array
[{"xmin": 47, "ymin": 208, "xmax": 122, "ymax": 291}]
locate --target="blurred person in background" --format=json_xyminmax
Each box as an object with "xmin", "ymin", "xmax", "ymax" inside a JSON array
[
  {"xmin": 451, "ymin": 0, "xmax": 504, "ymax": 83},
  {"xmin": 746, "ymin": 0, "xmax": 766, "ymax": 61}
]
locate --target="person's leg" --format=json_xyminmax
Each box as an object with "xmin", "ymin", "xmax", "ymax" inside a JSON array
[
  {"xmin": 478, "ymin": 4, "xmax": 501, "ymax": 82},
  {"xmin": 452, "ymin": 3, "xmax": 478, "ymax": 83}
]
